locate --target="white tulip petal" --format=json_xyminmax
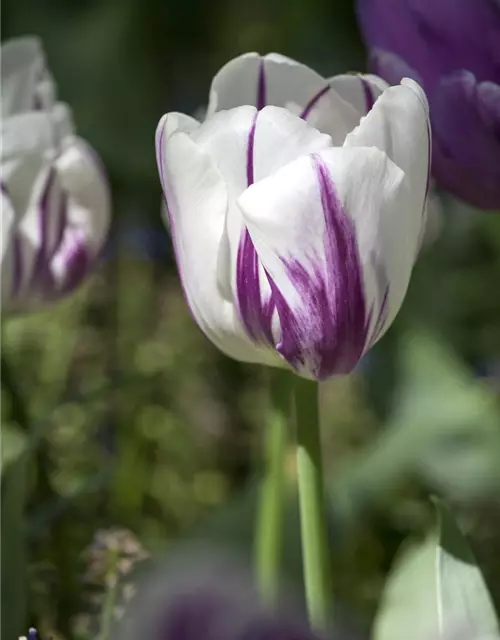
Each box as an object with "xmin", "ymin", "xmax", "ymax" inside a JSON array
[
  {"xmin": 344, "ymin": 79, "xmax": 430, "ymax": 267},
  {"xmin": 206, "ymin": 53, "xmax": 262, "ymax": 117},
  {"xmin": 156, "ymin": 119, "xmax": 277, "ymax": 365},
  {"xmin": 55, "ymin": 137, "xmax": 111, "ymax": 255},
  {"xmin": 238, "ymin": 146, "xmax": 410, "ymax": 379},
  {"xmin": 328, "ymin": 73, "xmax": 388, "ymax": 117},
  {"xmin": 230, "ymin": 106, "xmax": 333, "ymax": 344},
  {"xmin": 189, "ymin": 106, "xmax": 257, "ymax": 302},
  {"xmin": 1, "ymin": 189, "xmax": 16, "ymax": 299},
  {"xmin": 207, "ymin": 52, "xmax": 361, "ymax": 144},
  {"xmin": 1, "ymin": 37, "xmax": 45, "ymax": 117},
  {"xmin": 1, "ymin": 113, "xmax": 56, "ymax": 194}
]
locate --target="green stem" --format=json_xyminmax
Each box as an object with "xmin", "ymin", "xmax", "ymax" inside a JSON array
[
  {"xmin": 294, "ymin": 377, "xmax": 332, "ymax": 631},
  {"xmin": 255, "ymin": 369, "xmax": 290, "ymax": 605},
  {"xmin": 97, "ymin": 550, "xmax": 120, "ymax": 640}
]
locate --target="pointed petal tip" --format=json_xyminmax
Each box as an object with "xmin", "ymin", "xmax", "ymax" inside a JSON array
[{"xmin": 400, "ymin": 77, "xmax": 429, "ymax": 115}]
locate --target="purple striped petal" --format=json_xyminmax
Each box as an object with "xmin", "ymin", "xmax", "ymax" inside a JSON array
[
  {"xmin": 299, "ymin": 85, "xmax": 331, "ymax": 120},
  {"xmin": 269, "ymin": 155, "xmax": 369, "ymax": 379},
  {"xmin": 31, "ymin": 168, "xmax": 56, "ymax": 281},
  {"xmin": 361, "ymin": 76, "xmax": 376, "ymax": 112},
  {"xmin": 236, "ymin": 111, "xmax": 274, "ymax": 343},
  {"xmin": 56, "ymin": 230, "xmax": 90, "ymax": 294},
  {"xmin": 11, "ymin": 234, "xmax": 24, "ymax": 298}
]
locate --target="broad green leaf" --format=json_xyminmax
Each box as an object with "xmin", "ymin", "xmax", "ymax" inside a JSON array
[
  {"xmin": 391, "ymin": 329, "xmax": 500, "ymax": 500},
  {"xmin": 374, "ymin": 499, "xmax": 499, "ymax": 640},
  {"xmin": 331, "ymin": 329, "xmax": 500, "ymax": 518}
]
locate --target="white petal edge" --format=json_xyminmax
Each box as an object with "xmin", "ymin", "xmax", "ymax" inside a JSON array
[
  {"xmin": 344, "ymin": 77, "xmax": 430, "ymax": 266},
  {"xmin": 328, "ymin": 73, "xmax": 388, "ymax": 118},
  {"xmin": 55, "ymin": 137, "xmax": 111, "ymax": 255},
  {"xmin": 1, "ymin": 190, "xmax": 16, "ymax": 302},
  {"xmin": 157, "ymin": 120, "xmax": 279, "ymax": 366},
  {"xmin": 1, "ymin": 37, "xmax": 45, "ymax": 117}
]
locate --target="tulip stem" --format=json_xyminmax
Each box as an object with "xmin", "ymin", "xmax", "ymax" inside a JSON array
[
  {"xmin": 256, "ymin": 369, "xmax": 291, "ymax": 605},
  {"xmin": 295, "ymin": 377, "xmax": 331, "ymax": 631}
]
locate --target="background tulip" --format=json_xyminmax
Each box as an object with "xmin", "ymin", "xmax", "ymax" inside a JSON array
[
  {"xmin": 156, "ymin": 53, "xmax": 430, "ymax": 381},
  {"xmin": 356, "ymin": 0, "xmax": 500, "ymax": 210},
  {"xmin": 1, "ymin": 37, "xmax": 111, "ymax": 313},
  {"xmin": 113, "ymin": 549, "xmax": 364, "ymax": 640}
]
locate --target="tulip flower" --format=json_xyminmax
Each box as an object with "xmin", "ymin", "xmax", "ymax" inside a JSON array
[
  {"xmin": 1, "ymin": 37, "xmax": 110, "ymax": 313},
  {"xmin": 113, "ymin": 549, "xmax": 356, "ymax": 640},
  {"xmin": 156, "ymin": 53, "xmax": 430, "ymax": 381},
  {"xmin": 356, "ymin": 0, "xmax": 500, "ymax": 210}
]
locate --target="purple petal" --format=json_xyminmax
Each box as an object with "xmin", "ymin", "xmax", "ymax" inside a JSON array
[
  {"xmin": 369, "ymin": 49, "xmax": 423, "ymax": 88},
  {"xmin": 431, "ymin": 71, "xmax": 500, "ymax": 208},
  {"xmin": 357, "ymin": 0, "xmax": 500, "ymax": 88}
]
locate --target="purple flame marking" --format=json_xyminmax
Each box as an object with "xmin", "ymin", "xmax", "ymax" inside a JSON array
[
  {"xmin": 236, "ymin": 111, "xmax": 274, "ymax": 343},
  {"xmin": 58, "ymin": 232, "xmax": 89, "ymax": 294},
  {"xmin": 270, "ymin": 155, "xmax": 370, "ymax": 379},
  {"xmin": 360, "ymin": 77, "xmax": 375, "ymax": 113},
  {"xmin": 246, "ymin": 113, "xmax": 257, "ymax": 186},
  {"xmin": 32, "ymin": 169, "xmax": 56, "ymax": 280},
  {"xmin": 300, "ymin": 85, "xmax": 330, "ymax": 120},
  {"xmin": 256, "ymin": 60, "xmax": 267, "ymax": 110},
  {"xmin": 11, "ymin": 235, "xmax": 23, "ymax": 298}
]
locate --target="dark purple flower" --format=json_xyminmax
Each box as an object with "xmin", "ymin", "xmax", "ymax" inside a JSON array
[
  {"xmin": 356, "ymin": 0, "xmax": 500, "ymax": 209},
  {"xmin": 113, "ymin": 550, "xmax": 359, "ymax": 640}
]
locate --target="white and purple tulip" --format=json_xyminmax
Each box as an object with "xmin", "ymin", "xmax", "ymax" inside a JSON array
[
  {"xmin": 1, "ymin": 37, "xmax": 110, "ymax": 313},
  {"xmin": 155, "ymin": 53, "xmax": 431, "ymax": 381}
]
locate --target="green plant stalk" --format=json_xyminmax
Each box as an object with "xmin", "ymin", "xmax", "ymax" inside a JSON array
[
  {"xmin": 98, "ymin": 549, "xmax": 120, "ymax": 640},
  {"xmin": 255, "ymin": 369, "xmax": 291, "ymax": 604},
  {"xmin": 295, "ymin": 377, "xmax": 332, "ymax": 631}
]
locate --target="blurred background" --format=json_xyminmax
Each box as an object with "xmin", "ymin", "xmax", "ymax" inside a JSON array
[{"xmin": 2, "ymin": 0, "xmax": 500, "ymax": 637}]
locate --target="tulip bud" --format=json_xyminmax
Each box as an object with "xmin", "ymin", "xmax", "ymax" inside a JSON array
[{"xmin": 1, "ymin": 37, "xmax": 111, "ymax": 313}]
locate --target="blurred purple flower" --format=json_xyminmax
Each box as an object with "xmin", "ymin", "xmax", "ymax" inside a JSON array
[
  {"xmin": 356, "ymin": 0, "xmax": 500, "ymax": 209},
  {"xmin": 114, "ymin": 549, "xmax": 359, "ymax": 640}
]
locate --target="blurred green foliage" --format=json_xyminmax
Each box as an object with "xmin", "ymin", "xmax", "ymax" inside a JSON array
[{"xmin": 2, "ymin": 0, "xmax": 500, "ymax": 638}]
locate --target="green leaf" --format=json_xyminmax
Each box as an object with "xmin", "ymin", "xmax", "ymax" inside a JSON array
[
  {"xmin": 331, "ymin": 328, "xmax": 500, "ymax": 517},
  {"xmin": 392, "ymin": 328, "xmax": 500, "ymax": 500},
  {"xmin": 374, "ymin": 499, "xmax": 499, "ymax": 640}
]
